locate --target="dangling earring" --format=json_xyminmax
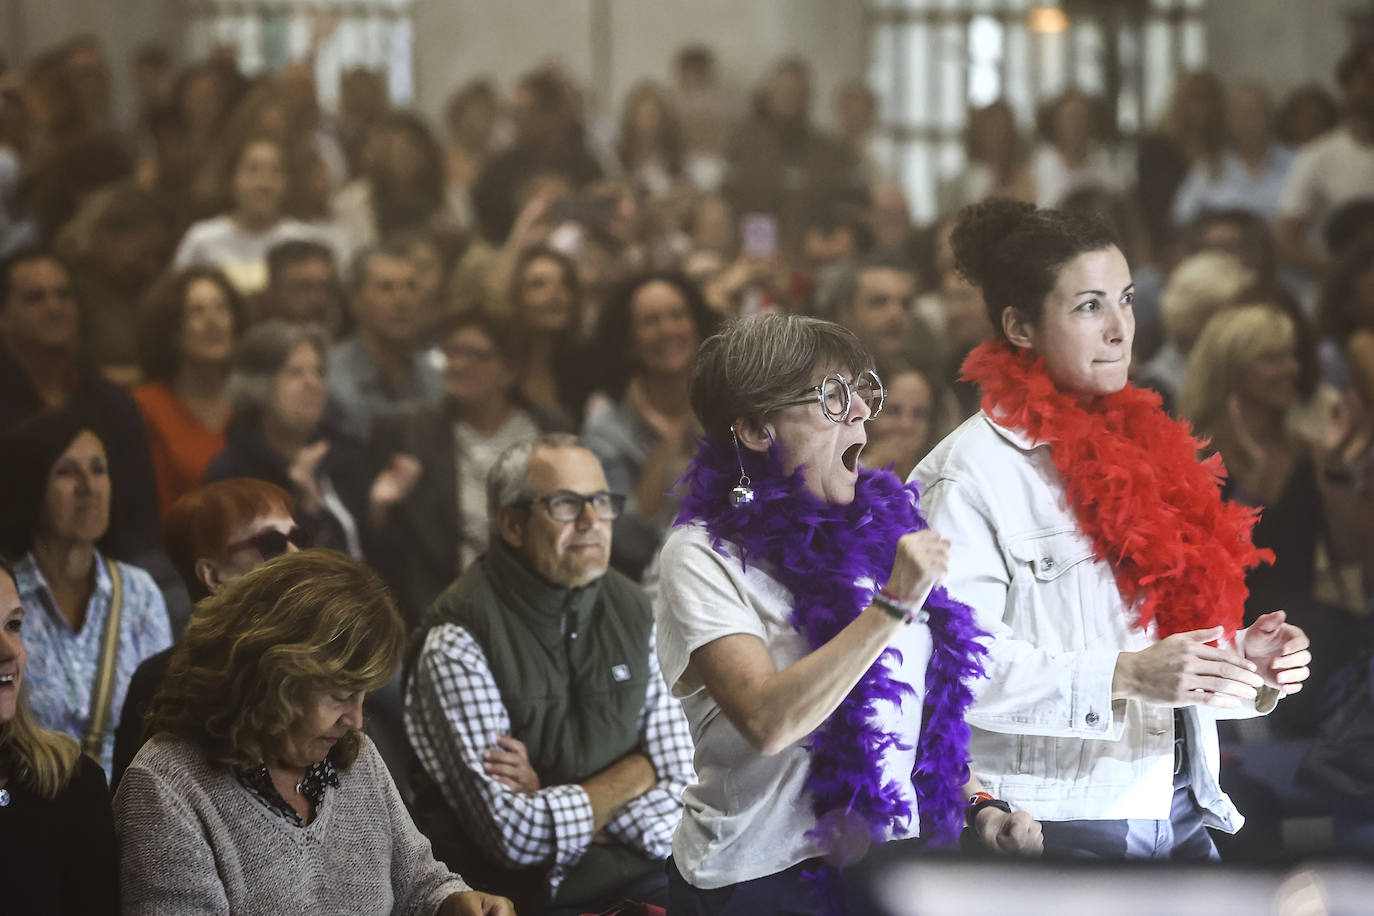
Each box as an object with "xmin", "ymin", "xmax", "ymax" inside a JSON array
[{"xmin": 729, "ymin": 426, "xmax": 755, "ymax": 507}]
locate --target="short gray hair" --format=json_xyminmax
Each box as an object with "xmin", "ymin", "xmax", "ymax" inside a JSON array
[
  {"xmin": 486, "ymin": 432, "xmax": 584, "ymax": 523},
  {"xmin": 225, "ymin": 320, "xmax": 329, "ymax": 413},
  {"xmin": 819, "ymin": 252, "xmax": 919, "ymax": 318},
  {"xmin": 689, "ymin": 314, "xmax": 872, "ymax": 444},
  {"xmin": 349, "ymin": 240, "xmax": 413, "ymax": 294}
]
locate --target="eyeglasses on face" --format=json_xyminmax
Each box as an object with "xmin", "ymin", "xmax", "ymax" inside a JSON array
[
  {"xmin": 778, "ymin": 369, "xmax": 885, "ymax": 423},
  {"xmin": 226, "ymin": 525, "xmax": 312, "ymax": 559},
  {"xmin": 518, "ymin": 490, "xmax": 626, "ymax": 523}
]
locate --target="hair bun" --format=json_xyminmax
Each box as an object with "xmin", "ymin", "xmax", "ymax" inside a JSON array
[{"xmin": 950, "ymin": 199, "xmax": 1037, "ymax": 288}]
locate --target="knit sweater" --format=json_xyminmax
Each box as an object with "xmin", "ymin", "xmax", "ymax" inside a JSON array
[{"xmin": 113, "ymin": 733, "xmax": 469, "ymax": 915}]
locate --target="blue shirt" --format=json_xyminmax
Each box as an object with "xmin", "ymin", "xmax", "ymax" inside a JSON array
[
  {"xmin": 1171, "ymin": 146, "xmax": 1296, "ymax": 226},
  {"xmin": 16, "ymin": 551, "xmax": 171, "ymax": 776}
]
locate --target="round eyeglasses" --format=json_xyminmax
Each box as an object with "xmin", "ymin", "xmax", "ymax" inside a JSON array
[
  {"xmin": 519, "ymin": 490, "xmax": 627, "ymax": 523},
  {"xmin": 779, "ymin": 369, "xmax": 885, "ymax": 423}
]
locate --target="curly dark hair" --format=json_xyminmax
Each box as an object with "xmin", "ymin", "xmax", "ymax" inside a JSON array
[
  {"xmin": 143, "ymin": 549, "xmax": 403, "ymax": 771},
  {"xmin": 949, "ymin": 199, "xmax": 1119, "ymax": 334},
  {"xmin": 138, "ymin": 266, "xmax": 245, "ymax": 383},
  {"xmin": 594, "ymin": 270, "xmax": 720, "ymax": 399},
  {"xmin": 1319, "ymin": 235, "xmax": 1374, "ymax": 345}
]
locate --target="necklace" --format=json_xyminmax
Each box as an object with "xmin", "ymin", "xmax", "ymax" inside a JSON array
[{"xmin": 0, "ymin": 787, "xmax": 9, "ymax": 807}]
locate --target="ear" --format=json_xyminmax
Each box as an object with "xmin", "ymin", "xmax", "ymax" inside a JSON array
[
  {"xmin": 194, "ymin": 558, "xmax": 222, "ymax": 595},
  {"xmin": 494, "ymin": 507, "xmax": 525, "ymax": 550},
  {"xmin": 733, "ymin": 419, "xmax": 773, "ymax": 455},
  {"xmin": 1001, "ymin": 306, "xmax": 1035, "ymax": 351}
]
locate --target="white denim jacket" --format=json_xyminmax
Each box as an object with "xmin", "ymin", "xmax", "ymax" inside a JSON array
[{"xmin": 912, "ymin": 412, "xmax": 1278, "ymax": 829}]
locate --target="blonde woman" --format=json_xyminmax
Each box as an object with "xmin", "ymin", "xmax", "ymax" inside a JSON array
[
  {"xmin": 0, "ymin": 556, "xmax": 120, "ymax": 913},
  {"xmin": 114, "ymin": 549, "xmax": 511, "ymax": 916},
  {"xmin": 1181, "ymin": 304, "xmax": 1373, "ymax": 627}
]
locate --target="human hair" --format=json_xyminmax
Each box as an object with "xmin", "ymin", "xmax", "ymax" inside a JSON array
[
  {"xmin": 432, "ymin": 309, "xmax": 529, "ymax": 374},
  {"xmin": 0, "ymin": 247, "xmax": 71, "ymax": 312},
  {"xmin": 0, "ymin": 407, "xmax": 95, "ymax": 557},
  {"xmin": 674, "ymin": 45, "xmax": 716, "ymax": 80},
  {"xmin": 1337, "ymin": 36, "xmax": 1374, "ymax": 88},
  {"xmin": 53, "ymin": 181, "xmax": 170, "ymax": 264},
  {"xmin": 444, "ymin": 78, "xmax": 497, "ymax": 132},
  {"xmin": 593, "ymin": 270, "xmax": 720, "ymax": 399},
  {"xmin": 1179, "ymin": 304, "xmax": 1296, "ymax": 450},
  {"xmin": 1181, "ymin": 208, "xmax": 1279, "ymax": 281},
  {"xmin": 1319, "ymin": 234, "xmax": 1374, "ymax": 344},
  {"xmin": 224, "ymin": 320, "xmax": 327, "ymax": 414},
  {"xmin": 348, "ymin": 239, "xmax": 414, "ymax": 295},
  {"xmin": 948, "ymin": 199, "xmax": 1118, "ymax": 334},
  {"xmin": 367, "ymin": 111, "xmax": 446, "ymax": 237},
  {"xmin": 689, "ymin": 314, "xmax": 872, "ymax": 445},
  {"xmin": 0, "ymin": 556, "xmax": 82, "ymax": 799},
  {"xmin": 1036, "ymin": 89, "xmax": 1110, "ymax": 145},
  {"xmin": 1160, "ymin": 70, "xmax": 1227, "ymax": 164},
  {"xmin": 1236, "ymin": 280, "xmax": 1320, "ymax": 401},
  {"xmin": 486, "ymin": 432, "xmax": 584, "ymax": 524},
  {"xmin": 822, "ymin": 251, "xmax": 919, "ymax": 318},
  {"xmin": 1159, "ymin": 250, "xmax": 1255, "ymax": 351},
  {"xmin": 964, "ymin": 99, "xmax": 1023, "ymax": 176},
  {"xmin": 616, "ymin": 81, "xmax": 684, "ymax": 177},
  {"xmin": 164, "ymin": 479, "xmax": 295, "ymax": 601},
  {"xmin": 223, "ymin": 132, "xmax": 284, "ymax": 193},
  {"xmin": 1323, "ymin": 198, "xmax": 1374, "ymax": 256},
  {"xmin": 267, "ymin": 238, "xmax": 335, "ymax": 284},
  {"xmin": 1275, "ymin": 85, "xmax": 1339, "ymax": 146},
  {"xmin": 143, "ymin": 549, "xmax": 403, "ymax": 770},
  {"xmin": 138, "ymin": 266, "xmax": 245, "ymax": 383},
  {"xmin": 507, "ymin": 243, "xmax": 582, "ymax": 327}
]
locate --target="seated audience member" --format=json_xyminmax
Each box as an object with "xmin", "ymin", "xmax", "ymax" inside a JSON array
[
  {"xmin": 1276, "ymin": 84, "xmax": 1340, "ymax": 147},
  {"xmin": 1031, "ymin": 89, "xmax": 1129, "ymax": 208},
  {"xmin": 863, "ymin": 360, "xmax": 945, "ymax": 480},
  {"xmin": 673, "ymin": 44, "xmax": 726, "ymax": 193},
  {"xmin": 0, "ymin": 556, "xmax": 120, "ymax": 914},
  {"xmin": 1172, "ymin": 84, "xmax": 1295, "ymax": 227},
  {"xmin": 59, "ymin": 182, "xmax": 173, "ymax": 383},
  {"xmin": 509, "ymin": 244, "xmax": 593, "ymax": 427},
  {"xmin": 370, "ymin": 311, "xmax": 571, "ymax": 624},
  {"xmin": 1277, "ymin": 37, "xmax": 1374, "ymax": 277},
  {"xmin": 616, "ymin": 81, "xmax": 685, "ymax": 201},
  {"xmin": 938, "ymin": 98, "xmax": 1034, "ymax": 213},
  {"xmin": 328, "ymin": 243, "xmax": 444, "ymax": 441},
  {"xmin": 1137, "ymin": 250, "xmax": 1255, "ymax": 411},
  {"xmin": 585, "ymin": 272, "xmax": 718, "ymax": 580},
  {"xmin": 826, "ymin": 253, "xmax": 940, "ymax": 371},
  {"xmin": 405, "ymin": 435, "xmax": 692, "ymax": 915},
  {"xmin": 1180, "ymin": 207, "xmax": 1282, "ymax": 280},
  {"xmin": 0, "ymin": 409, "xmax": 171, "ymax": 777},
  {"xmin": 261, "ymin": 238, "xmax": 345, "ymax": 333},
  {"xmin": 110, "ymin": 478, "xmax": 302, "ymax": 789},
  {"xmin": 1136, "ymin": 70, "xmax": 1227, "ymax": 254},
  {"xmin": 206, "ymin": 321, "xmax": 371, "ymax": 559},
  {"xmin": 1319, "ymin": 234, "xmax": 1374, "ymax": 403},
  {"xmin": 133, "ymin": 267, "xmax": 243, "ymax": 520},
  {"xmin": 0, "ymin": 249, "xmax": 162, "ymax": 561},
  {"xmin": 443, "ymin": 78, "xmax": 501, "ymax": 232},
  {"xmin": 399, "ymin": 227, "xmax": 461, "ymax": 334},
  {"xmin": 115, "ymin": 550, "xmax": 513, "ymax": 916},
  {"xmin": 174, "ymin": 134, "xmax": 333, "ymax": 296}
]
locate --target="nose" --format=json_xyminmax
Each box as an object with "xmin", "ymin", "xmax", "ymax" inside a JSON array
[
  {"xmin": 1103, "ymin": 303, "xmax": 1127, "ymax": 345},
  {"xmin": 847, "ymin": 386, "xmax": 872, "ymax": 424},
  {"xmin": 573, "ymin": 499, "xmax": 598, "ymax": 529},
  {"xmin": 341, "ymin": 694, "xmax": 365, "ymax": 729}
]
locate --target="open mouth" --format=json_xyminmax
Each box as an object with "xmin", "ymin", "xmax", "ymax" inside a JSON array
[
  {"xmin": 0, "ymin": 674, "xmax": 16, "ymax": 686},
  {"xmin": 842, "ymin": 442, "xmax": 864, "ymax": 473}
]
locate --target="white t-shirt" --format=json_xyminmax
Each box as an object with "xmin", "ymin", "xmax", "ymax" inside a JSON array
[
  {"xmin": 1277, "ymin": 126, "xmax": 1374, "ymax": 245},
  {"xmin": 653, "ymin": 522, "xmax": 932, "ymax": 889},
  {"xmin": 173, "ymin": 214, "xmax": 338, "ymax": 295},
  {"xmin": 1031, "ymin": 143, "xmax": 1130, "ymax": 208}
]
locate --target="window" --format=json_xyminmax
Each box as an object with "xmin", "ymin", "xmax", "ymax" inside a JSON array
[
  {"xmin": 867, "ymin": 0, "xmax": 1208, "ymax": 222},
  {"xmin": 185, "ymin": 0, "xmax": 414, "ymax": 110}
]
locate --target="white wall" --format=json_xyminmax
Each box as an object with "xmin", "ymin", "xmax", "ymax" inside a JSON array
[
  {"xmin": 1204, "ymin": 0, "xmax": 1355, "ymax": 96},
  {"xmin": 411, "ymin": 0, "xmax": 869, "ymax": 131}
]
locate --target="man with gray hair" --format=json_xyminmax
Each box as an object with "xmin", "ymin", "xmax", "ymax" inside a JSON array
[
  {"xmin": 327, "ymin": 241, "xmax": 443, "ymax": 440},
  {"xmin": 405, "ymin": 434, "xmax": 691, "ymax": 915}
]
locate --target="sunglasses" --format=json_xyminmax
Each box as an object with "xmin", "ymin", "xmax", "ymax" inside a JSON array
[{"xmin": 226, "ymin": 525, "xmax": 313, "ymax": 559}]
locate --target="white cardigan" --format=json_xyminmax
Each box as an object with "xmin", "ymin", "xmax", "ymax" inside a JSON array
[{"xmin": 912, "ymin": 412, "xmax": 1277, "ymax": 828}]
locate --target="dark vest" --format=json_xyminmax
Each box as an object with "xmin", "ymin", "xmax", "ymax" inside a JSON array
[{"xmin": 411, "ymin": 542, "xmax": 659, "ymax": 910}]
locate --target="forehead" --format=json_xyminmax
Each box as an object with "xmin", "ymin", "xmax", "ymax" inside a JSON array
[
  {"xmin": 857, "ymin": 267, "xmax": 915, "ymax": 296},
  {"xmin": 527, "ymin": 446, "xmax": 607, "ymax": 494},
  {"xmin": 364, "ymin": 254, "xmax": 413, "ymax": 281},
  {"xmin": 445, "ymin": 324, "xmax": 496, "ymax": 350},
  {"xmin": 632, "ymin": 280, "xmax": 686, "ymax": 313},
  {"xmin": 1050, "ymin": 246, "xmax": 1130, "ymax": 296},
  {"xmin": 58, "ymin": 429, "xmax": 105, "ymax": 460},
  {"xmin": 10, "ymin": 258, "xmax": 70, "ymax": 291}
]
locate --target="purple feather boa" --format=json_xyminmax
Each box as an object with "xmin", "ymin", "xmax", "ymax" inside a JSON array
[{"xmin": 674, "ymin": 435, "xmax": 989, "ymax": 870}]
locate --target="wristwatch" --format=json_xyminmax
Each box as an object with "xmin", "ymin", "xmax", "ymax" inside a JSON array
[{"xmin": 966, "ymin": 791, "xmax": 1013, "ymax": 828}]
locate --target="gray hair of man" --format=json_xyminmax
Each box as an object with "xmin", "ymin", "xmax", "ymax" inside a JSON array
[
  {"xmin": 486, "ymin": 432, "xmax": 587, "ymax": 526},
  {"xmin": 818, "ymin": 250, "xmax": 920, "ymax": 319},
  {"xmin": 348, "ymin": 239, "xmax": 414, "ymax": 295},
  {"xmin": 689, "ymin": 313, "xmax": 872, "ymax": 446},
  {"xmin": 224, "ymin": 320, "xmax": 329, "ymax": 413}
]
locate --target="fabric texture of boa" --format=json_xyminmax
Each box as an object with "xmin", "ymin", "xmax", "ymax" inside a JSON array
[
  {"xmin": 961, "ymin": 339, "xmax": 1272, "ymax": 638},
  {"xmin": 673, "ymin": 435, "xmax": 989, "ymax": 867}
]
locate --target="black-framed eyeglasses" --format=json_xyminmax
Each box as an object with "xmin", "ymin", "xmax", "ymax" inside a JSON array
[
  {"xmin": 778, "ymin": 369, "xmax": 885, "ymax": 423},
  {"xmin": 519, "ymin": 490, "xmax": 626, "ymax": 523},
  {"xmin": 226, "ymin": 525, "xmax": 313, "ymax": 559}
]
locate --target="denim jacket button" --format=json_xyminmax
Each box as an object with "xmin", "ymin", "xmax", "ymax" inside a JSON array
[{"xmin": 1085, "ymin": 711, "xmax": 1100, "ymax": 726}]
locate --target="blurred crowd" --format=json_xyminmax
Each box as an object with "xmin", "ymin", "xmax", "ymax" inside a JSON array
[{"xmin": 2, "ymin": 26, "xmax": 1374, "ymax": 785}]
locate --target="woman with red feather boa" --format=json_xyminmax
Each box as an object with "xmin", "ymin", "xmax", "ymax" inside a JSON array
[{"xmin": 912, "ymin": 199, "xmax": 1312, "ymax": 859}]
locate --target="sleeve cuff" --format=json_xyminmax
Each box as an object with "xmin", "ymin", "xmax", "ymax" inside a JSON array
[{"xmin": 1072, "ymin": 650, "xmax": 1126, "ymax": 739}]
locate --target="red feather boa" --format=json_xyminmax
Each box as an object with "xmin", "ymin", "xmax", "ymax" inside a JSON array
[{"xmin": 960, "ymin": 340, "xmax": 1272, "ymax": 638}]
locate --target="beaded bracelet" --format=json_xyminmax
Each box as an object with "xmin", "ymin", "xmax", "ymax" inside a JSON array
[{"xmin": 872, "ymin": 591, "xmax": 917, "ymax": 625}]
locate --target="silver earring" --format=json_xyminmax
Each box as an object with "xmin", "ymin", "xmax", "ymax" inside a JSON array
[{"xmin": 729, "ymin": 427, "xmax": 754, "ymax": 507}]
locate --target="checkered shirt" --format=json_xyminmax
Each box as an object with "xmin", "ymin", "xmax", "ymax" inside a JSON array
[{"xmin": 405, "ymin": 622, "xmax": 694, "ymax": 895}]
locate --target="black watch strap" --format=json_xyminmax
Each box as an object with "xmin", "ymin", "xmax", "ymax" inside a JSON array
[{"xmin": 966, "ymin": 796, "xmax": 1013, "ymax": 829}]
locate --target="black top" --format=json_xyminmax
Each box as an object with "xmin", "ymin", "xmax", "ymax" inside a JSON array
[
  {"xmin": 1223, "ymin": 453, "xmax": 1324, "ymax": 624},
  {"xmin": 236, "ymin": 758, "xmax": 339, "ymax": 827},
  {"xmin": 110, "ymin": 645, "xmax": 174, "ymax": 793},
  {"xmin": 0, "ymin": 755, "xmax": 119, "ymax": 915}
]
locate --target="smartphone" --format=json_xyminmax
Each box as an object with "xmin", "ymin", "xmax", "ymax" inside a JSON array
[{"xmin": 740, "ymin": 212, "xmax": 778, "ymax": 258}]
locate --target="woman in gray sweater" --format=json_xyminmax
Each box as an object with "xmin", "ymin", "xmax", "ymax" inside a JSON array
[{"xmin": 113, "ymin": 549, "xmax": 512, "ymax": 916}]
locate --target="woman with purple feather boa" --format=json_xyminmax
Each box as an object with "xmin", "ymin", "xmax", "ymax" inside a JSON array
[{"xmin": 654, "ymin": 314, "xmax": 1043, "ymax": 915}]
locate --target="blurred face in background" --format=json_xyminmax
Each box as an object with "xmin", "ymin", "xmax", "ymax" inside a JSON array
[
  {"xmin": 198, "ymin": 507, "xmax": 301, "ymax": 592},
  {"xmin": 271, "ymin": 256, "xmax": 339, "ymax": 328},
  {"xmin": 1237, "ymin": 328, "xmax": 1300, "ymax": 415},
  {"xmin": 501, "ymin": 445, "xmax": 613, "ymax": 589},
  {"xmin": 518, "ymin": 256, "xmax": 575, "ymax": 335},
  {"xmin": 353, "ymin": 253, "xmax": 419, "ymax": 347},
  {"xmin": 407, "ymin": 237, "xmax": 445, "ymax": 315},
  {"xmin": 268, "ymin": 342, "xmax": 327, "ymax": 437},
  {"xmin": 630, "ymin": 281, "xmax": 699, "ymax": 377},
  {"xmin": 866, "ymin": 368, "xmax": 934, "ymax": 479},
  {"xmin": 40, "ymin": 430, "xmax": 111, "ymax": 545},
  {"xmin": 443, "ymin": 324, "xmax": 515, "ymax": 411},
  {"xmin": 839, "ymin": 267, "xmax": 916, "ymax": 361},
  {"xmin": 0, "ymin": 258, "xmax": 79, "ymax": 354},
  {"xmin": 1226, "ymin": 87, "xmax": 1273, "ymax": 151},
  {"xmin": 0, "ymin": 571, "xmax": 26, "ymax": 725},
  {"xmin": 233, "ymin": 140, "xmax": 287, "ymax": 226},
  {"xmin": 179, "ymin": 277, "xmax": 236, "ymax": 368},
  {"xmin": 766, "ymin": 65, "xmax": 811, "ymax": 124}
]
